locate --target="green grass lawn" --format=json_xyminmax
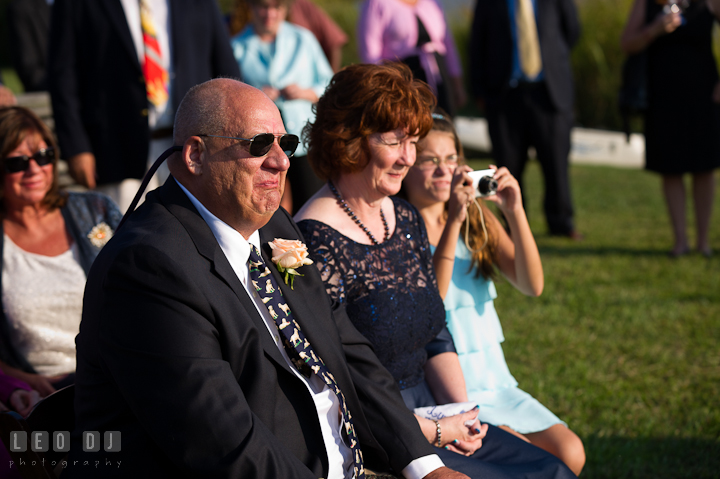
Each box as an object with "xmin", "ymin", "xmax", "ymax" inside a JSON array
[{"xmin": 465, "ymin": 160, "xmax": 720, "ymax": 478}]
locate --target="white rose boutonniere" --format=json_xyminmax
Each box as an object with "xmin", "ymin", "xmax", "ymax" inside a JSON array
[
  {"xmin": 269, "ymin": 238, "xmax": 314, "ymax": 289},
  {"xmin": 87, "ymin": 222, "xmax": 114, "ymax": 248}
]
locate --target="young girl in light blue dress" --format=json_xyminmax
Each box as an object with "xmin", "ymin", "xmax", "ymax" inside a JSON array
[{"xmin": 402, "ymin": 110, "xmax": 585, "ymax": 475}]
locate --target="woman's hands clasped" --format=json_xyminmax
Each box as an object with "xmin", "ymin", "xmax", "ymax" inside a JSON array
[{"xmin": 438, "ymin": 409, "xmax": 490, "ymax": 456}]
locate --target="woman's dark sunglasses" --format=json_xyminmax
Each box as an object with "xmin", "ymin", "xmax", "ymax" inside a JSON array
[
  {"xmin": 4, "ymin": 147, "xmax": 56, "ymax": 173},
  {"xmin": 199, "ymin": 133, "xmax": 299, "ymax": 157}
]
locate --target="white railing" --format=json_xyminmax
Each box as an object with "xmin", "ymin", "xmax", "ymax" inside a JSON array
[{"xmin": 455, "ymin": 116, "xmax": 645, "ymax": 169}]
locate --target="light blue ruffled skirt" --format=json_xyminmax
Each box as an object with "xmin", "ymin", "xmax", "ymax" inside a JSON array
[{"xmin": 437, "ymin": 240, "xmax": 565, "ymax": 434}]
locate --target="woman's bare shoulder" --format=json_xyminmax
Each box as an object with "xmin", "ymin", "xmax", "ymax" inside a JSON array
[{"xmin": 293, "ymin": 185, "xmax": 338, "ymax": 224}]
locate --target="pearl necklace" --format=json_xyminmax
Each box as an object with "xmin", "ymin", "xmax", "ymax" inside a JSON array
[{"xmin": 328, "ymin": 181, "xmax": 390, "ymax": 245}]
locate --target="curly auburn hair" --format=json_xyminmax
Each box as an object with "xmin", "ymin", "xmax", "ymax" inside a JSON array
[
  {"xmin": 304, "ymin": 62, "xmax": 436, "ymax": 181},
  {"xmin": 0, "ymin": 106, "xmax": 66, "ymax": 218}
]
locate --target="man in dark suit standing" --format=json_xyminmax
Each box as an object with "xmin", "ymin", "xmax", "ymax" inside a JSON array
[
  {"xmin": 65, "ymin": 78, "xmax": 467, "ymax": 478},
  {"xmin": 7, "ymin": 0, "xmax": 51, "ymax": 92},
  {"xmin": 469, "ymin": 0, "xmax": 582, "ymax": 239},
  {"xmin": 47, "ymin": 0, "xmax": 240, "ymax": 211}
]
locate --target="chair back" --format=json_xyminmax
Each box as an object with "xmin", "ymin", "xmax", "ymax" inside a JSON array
[{"xmin": 0, "ymin": 385, "xmax": 75, "ymax": 479}]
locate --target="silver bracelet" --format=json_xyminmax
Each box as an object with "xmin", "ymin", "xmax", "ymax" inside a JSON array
[{"xmin": 433, "ymin": 420, "xmax": 441, "ymax": 447}]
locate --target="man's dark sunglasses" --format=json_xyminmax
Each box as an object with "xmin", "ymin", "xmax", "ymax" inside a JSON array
[
  {"xmin": 4, "ymin": 147, "xmax": 56, "ymax": 173},
  {"xmin": 199, "ymin": 133, "xmax": 299, "ymax": 158}
]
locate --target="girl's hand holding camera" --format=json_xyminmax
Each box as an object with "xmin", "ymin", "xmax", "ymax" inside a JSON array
[
  {"xmin": 483, "ymin": 166, "xmax": 524, "ymax": 216},
  {"xmin": 448, "ymin": 165, "xmax": 475, "ymax": 225}
]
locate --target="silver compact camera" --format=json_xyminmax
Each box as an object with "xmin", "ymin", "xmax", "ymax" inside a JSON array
[{"xmin": 468, "ymin": 169, "xmax": 498, "ymax": 198}]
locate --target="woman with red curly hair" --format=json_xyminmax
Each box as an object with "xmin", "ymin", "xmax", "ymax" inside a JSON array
[{"xmin": 295, "ymin": 63, "xmax": 576, "ymax": 479}]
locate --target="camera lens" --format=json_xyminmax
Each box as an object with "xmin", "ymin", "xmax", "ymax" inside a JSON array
[{"xmin": 478, "ymin": 176, "xmax": 498, "ymax": 196}]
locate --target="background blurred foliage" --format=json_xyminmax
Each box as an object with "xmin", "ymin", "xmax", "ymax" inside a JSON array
[
  {"xmin": 2, "ymin": 0, "xmax": 720, "ymax": 132},
  {"xmin": 571, "ymin": 0, "xmax": 634, "ymax": 130}
]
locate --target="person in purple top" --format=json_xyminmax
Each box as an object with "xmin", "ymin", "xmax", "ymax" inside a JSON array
[
  {"xmin": 358, "ymin": 0, "xmax": 466, "ymax": 116},
  {"xmin": 0, "ymin": 367, "xmax": 39, "ymax": 416},
  {"xmin": 0, "ymin": 368, "xmax": 40, "ymax": 479}
]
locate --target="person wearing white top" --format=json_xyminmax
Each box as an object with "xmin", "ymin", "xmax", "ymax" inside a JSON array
[{"xmin": 0, "ymin": 107, "xmax": 122, "ymax": 400}]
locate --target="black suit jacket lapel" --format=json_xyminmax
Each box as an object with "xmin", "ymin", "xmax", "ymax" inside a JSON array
[
  {"xmin": 169, "ymin": 0, "xmax": 189, "ymax": 108},
  {"xmin": 101, "ymin": 0, "xmax": 143, "ymax": 73},
  {"xmin": 37, "ymin": 0, "xmax": 51, "ymax": 33},
  {"xmin": 535, "ymin": 0, "xmax": 546, "ymax": 39},
  {"xmin": 155, "ymin": 179, "xmax": 293, "ymax": 374}
]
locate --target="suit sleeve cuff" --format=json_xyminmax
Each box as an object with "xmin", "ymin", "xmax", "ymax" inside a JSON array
[{"xmin": 401, "ymin": 454, "xmax": 445, "ymax": 479}]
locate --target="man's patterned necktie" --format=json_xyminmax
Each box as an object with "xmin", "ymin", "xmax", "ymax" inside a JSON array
[
  {"xmin": 139, "ymin": 0, "xmax": 169, "ymax": 108},
  {"xmin": 248, "ymin": 245, "xmax": 365, "ymax": 479}
]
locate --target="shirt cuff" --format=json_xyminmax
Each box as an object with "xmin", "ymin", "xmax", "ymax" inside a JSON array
[{"xmin": 401, "ymin": 454, "xmax": 445, "ymax": 479}]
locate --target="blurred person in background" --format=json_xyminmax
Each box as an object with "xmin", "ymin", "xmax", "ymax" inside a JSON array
[
  {"xmin": 621, "ymin": 0, "xmax": 720, "ymax": 257},
  {"xmin": 229, "ymin": 0, "xmax": 348, "ymax": 72},
  {"xmin": 286, "ymin": 0, "xmax": 348, "ymax": 72},
  {"xmin": 357, "ymin": 0, "xmax": 466, "ymax": 117},
  {"xmin": 231, "ymin": 0, "xmax": 333, "ymax": 213},
  {"xmin": 0, "ymin": 106, "xmax": 121, "ymax": 397},
  {"xmin": 468, "ymin": 0, "xmax": 582, "ymax": 240},
  {"xmin": 7, "ymin": 0, "xmax": 51, "ymax": 92},
  {"xmin": 402, "ymin": 109, "xmax": 585, "ymax": 475},
  {"xmin": 47, "ymin": 0, "xmax": 239, "ymax": 212}
]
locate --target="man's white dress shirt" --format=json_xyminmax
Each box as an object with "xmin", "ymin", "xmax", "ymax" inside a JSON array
[
  {"xmin": 177, "ymin": 180, "xmax": 443, "ymax": 478},
  {"xmin": 119, "ymin": 0, "xmax": 174, "ymax": 129}
]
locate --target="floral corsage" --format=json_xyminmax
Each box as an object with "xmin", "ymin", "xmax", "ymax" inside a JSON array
[
  {"xmin": 87, "ymin": 222, "xmax": 114, "ymax": 248},
  {"xmin": 269, "ymin": 238, "xmax": 313, "ymax": 289}
]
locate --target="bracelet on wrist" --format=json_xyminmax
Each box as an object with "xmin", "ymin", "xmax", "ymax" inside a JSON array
[{"xmin": 434, "ymin": 419, "xmax": 441, "ymax": 447}]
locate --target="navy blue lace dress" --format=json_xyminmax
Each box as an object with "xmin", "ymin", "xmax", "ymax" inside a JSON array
[
  {"xmin": 299, "ymin": 197, "xmax": 578, "ymax": 479},
  {"xmin": 297, "ymin": 197, "xmax": 447, "ymax": 393}
]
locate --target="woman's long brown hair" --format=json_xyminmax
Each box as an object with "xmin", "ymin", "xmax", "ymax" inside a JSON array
[{"xmin": 430, "ymin": 109, "xmax": 499, "ymax": 280}]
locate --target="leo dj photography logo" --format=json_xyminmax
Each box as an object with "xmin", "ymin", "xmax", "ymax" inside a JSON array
[
  {"xmin": 8, "ymin": 430, "xmax": 121, "ymax": 453},
  {"xmin": 6, "ymin": 431, "xmax": 122, "ymax": 470}
]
